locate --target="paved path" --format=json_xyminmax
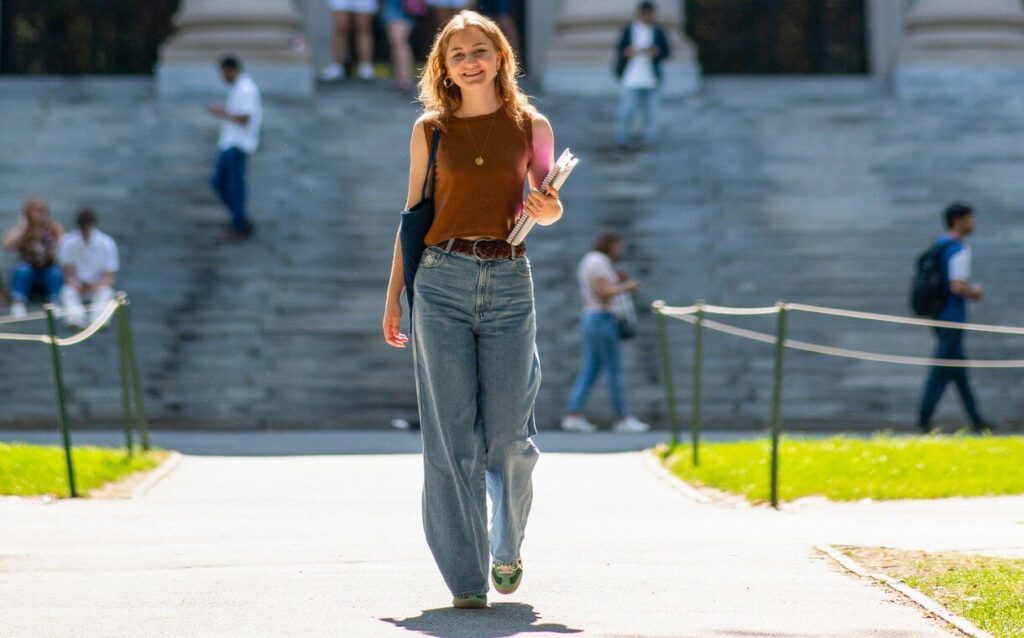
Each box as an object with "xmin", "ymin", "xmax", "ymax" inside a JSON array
[{"xmin": 4, "ymin": 431, "xmax": 1018, "ymax": 637}]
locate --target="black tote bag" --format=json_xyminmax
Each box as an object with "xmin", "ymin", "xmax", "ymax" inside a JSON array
[{"xmin": 400, "ymin": 128, "xmax": 442, "ymax": 319}]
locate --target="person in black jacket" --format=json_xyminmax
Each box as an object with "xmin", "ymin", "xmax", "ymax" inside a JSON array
[{"xmin": 615, "ymin": 1, "xmax": 671, "ymax": 148}]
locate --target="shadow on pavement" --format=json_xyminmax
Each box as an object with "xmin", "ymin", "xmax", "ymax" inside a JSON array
[{"xmin": 381, "ymin": 603, "xmax": 583, "ymax": 638}]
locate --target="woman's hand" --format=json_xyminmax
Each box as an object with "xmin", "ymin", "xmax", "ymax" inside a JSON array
[
  {"xmin": 383, "ymin": 300, "xmax": 409, "ymax": 349},
  {"xmin": 523, "ymin": 186, "xmax": 562, "ymax": 227}
]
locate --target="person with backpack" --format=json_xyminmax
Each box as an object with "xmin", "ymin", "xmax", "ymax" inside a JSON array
[{"xmin": 914, "ymin": 202, "xmax": 993, "ymax": 434}]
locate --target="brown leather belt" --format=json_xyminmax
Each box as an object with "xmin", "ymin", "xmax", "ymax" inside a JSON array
[{"xmin": 434, "ymin": 238, "xmax": 526, "ymax": 260}]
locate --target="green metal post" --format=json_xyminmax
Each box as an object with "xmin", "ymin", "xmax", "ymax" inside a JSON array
[
  {"xmin": 654, "ymin": 302, "xmax": 682, "ymax": 447},
  {"xmin": 121, "ymin": 297, "xmax": 150, "ymax": 451},
  {"xmin": 769, "ymin": 302, "xmax": 788, "ymax": 509},
  {"xmin": 116, "ymin": 298, "xmax": 135, "ymax": 456},
  {"xmin": 691, "ymin": 302, "xmax": 704, "ymax": 466},
  {"xmin": 44, "ymin": 305, "xmax": 78, "ymax": 498}
]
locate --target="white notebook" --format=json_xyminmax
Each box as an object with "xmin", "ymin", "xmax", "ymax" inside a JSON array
[{"xmin": 507, "ymin": 149, "xmax": 580, "ymax": 246}]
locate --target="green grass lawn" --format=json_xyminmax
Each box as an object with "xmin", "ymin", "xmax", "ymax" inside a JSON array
[
  {"xmin": 657, "ymin": 435, "xmax": 1024, "ymax": 503},
  {"xmin": 842, "ymin": 546, "xmax": 1024, "ymax": 638},
  {"xmin": 0, "ymin": 443, "xmax": 167, "ymax": 497}
]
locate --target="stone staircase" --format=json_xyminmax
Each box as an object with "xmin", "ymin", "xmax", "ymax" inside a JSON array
[{"xmin": 1, "ymin": 76, "xmax": 1021, "ymax": 430}]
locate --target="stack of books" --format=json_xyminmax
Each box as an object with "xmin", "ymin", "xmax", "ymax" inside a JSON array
[{"xmin": 507, "ymin": 148, "xmax": 580, "ymax": 246}]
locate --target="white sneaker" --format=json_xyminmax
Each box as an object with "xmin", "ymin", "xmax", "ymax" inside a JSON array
[
  {"xmin": 560, "ymin": 415, "xmax": 597, "ymax": 433},
  {"xmin": 10, "ymin": 301, "xmax": 26, "ymax": 318},
  {"xmin": 357, "ymin": 63, "xmax": 375, "ymax": 80},
  {"xmin": 613, "ymin": 416, "xmax": 650, "ymax": 433},
  {"xmin": 320, "ymin": 63, "xmax": 344, "ymax": 81}
]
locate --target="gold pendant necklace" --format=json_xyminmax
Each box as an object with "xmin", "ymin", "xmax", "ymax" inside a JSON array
[{"xmin": 465, "ymin": 111, "xmax": 498, "ymax": 167}]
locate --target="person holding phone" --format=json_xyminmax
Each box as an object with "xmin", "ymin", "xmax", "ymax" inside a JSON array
[{"xmin": 382, "ymin": 10, "xmax": 561, "ymax": 610}]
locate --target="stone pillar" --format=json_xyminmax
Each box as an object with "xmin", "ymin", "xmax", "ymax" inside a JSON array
[
  {"xmin": 541, "ymin": 0, "xmax": 700, "ymax": 97},
  {"xmin": 893, "ymin": 0, "xmax": 1024, "ymax": 98},
  {"xmin": 157, "ymin": 0, "xmax": 314, "ymax": 99}
]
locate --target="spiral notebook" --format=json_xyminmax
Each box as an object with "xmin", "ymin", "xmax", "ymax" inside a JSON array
[{"xmin": 507, "ymin": 149, "xmax": 579, "ymax": 246}]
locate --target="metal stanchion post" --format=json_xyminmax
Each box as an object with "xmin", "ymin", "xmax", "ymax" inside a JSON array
[
  {"xmin": 44, "ymin": 305, "xmax": 78, "ymax": 498},
  {"xmin": 691, "ymin": 301, "xmax": 704, "ymax": 466},
  {"xmin": 120, "ymin": 296, "xmax": 150, "ymax": 451},
  {"xmin": 654, "ymin": 302, "xmax": 682, "ymax": 447},
  {"xmin": 769, "ymin": 302, "xmax": 788, "ymax": 509},
  {"xmin": 116, "ymin": 296, "xmax": 135, "ymax": 456}
]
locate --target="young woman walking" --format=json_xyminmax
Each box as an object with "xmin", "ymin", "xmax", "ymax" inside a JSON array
[{"xmin": 382, "ymin": 10, "xmax": 561, "ymax": 610}]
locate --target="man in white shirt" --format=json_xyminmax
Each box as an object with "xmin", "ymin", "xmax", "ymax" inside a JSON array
[
  {"xmin": 208, "ymin": 56, "xmax": 262, "ymax": 240},
  {"xmin": 614, "ymin": 2, "xmax": 671, "ymax": 148},
  {"xmin": 58, "ymin": 209, "xmax": 119, "ymax": 329},
  {"xmin": 562, "ymin": 233, "xmax": 651, "ymax": 433}
]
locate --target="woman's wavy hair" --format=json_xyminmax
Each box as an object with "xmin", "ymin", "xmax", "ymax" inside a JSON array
[
  {"xmin": 418, "ymin": 10, "xmax": 535, "ymax": 131},
  {"xmin": 21, "ymin": 196, "xmax": 49, "ymax": 223}
]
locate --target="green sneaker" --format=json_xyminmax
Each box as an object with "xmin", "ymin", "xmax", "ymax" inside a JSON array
[
  {"xmin": 491, "ymin": 559, "xmax": 524, "ymax": 595},
  {"xmin": 452, "ymin": 594, "xmax": 488, "ymax": 609}
]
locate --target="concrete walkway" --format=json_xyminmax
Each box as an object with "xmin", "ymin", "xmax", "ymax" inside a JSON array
[{"xmin": 3, "ymin": 431, "xmax": 1012, "ymax": 637}]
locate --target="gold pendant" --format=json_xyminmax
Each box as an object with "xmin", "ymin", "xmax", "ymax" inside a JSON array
[{"xmin": 475, "ymin": 156, "xmax": 485, "ymax": 166}]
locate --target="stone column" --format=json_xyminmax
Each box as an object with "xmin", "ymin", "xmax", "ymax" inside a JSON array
[
  {"xmin": 541, "ymin": 0, "xmax": 700, "ymax": 97},
  {"xmin": 157, "ymin": 0, "xmax": 314, "ymax": 98},
  {"xmin": 893, "ymin": 0, "xmax": 1024, "ymax": 98}
]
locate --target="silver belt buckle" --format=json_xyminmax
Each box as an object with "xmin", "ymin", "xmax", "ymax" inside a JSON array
[{"xmin": 471, "ymin": 238, "xmax": 487, "ymax": 261}]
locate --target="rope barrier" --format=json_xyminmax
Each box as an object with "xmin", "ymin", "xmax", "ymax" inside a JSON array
[
  {"xmin": 53, "ymin": 301, "xmax": 119, "ymax": 347},
  {"xmin": 0, "ymin": 300, "xmax": 119, "ymax": 346},
  {"xmin": 0, "ymin": 301, "xmax": 111, "ymax": 325},
  {"xmin": 667, "ymin": 312, "xmax": 1024, "ymax": 368},
  {"xmin": 700, "ymin": 304, "xmax": 781, "ymax": 316},
  {"xmin": 786, "ymin": 302, "xmax": 1024, "ymax": 335}
]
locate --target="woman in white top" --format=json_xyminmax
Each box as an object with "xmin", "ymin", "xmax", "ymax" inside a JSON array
[{"xmin": 561, "ymin": 233, "xmax": 650, "ymax": 433}]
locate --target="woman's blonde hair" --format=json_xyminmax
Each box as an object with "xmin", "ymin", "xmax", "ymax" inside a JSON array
[
  {"xmin": 22, "ymin": 196, "xmax": 49, "ymax": 221},
  {"xmin": 418, "ymin": 10, "xmax": 535, "ymax": 131}
]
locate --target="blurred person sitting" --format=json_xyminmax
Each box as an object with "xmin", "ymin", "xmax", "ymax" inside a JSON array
[
  {"xmin": 382, "ymin": 0, "xmax": 418, "ymax": 91},
  {"xmin": 475, "ymin": 0, "xmax": 520, "ymax": 62},
  {"xmin": 322, "ymin": 0, "xmax": 379, "ymax": 81},
  {"xmin": 58, "ymin": 208, "xmax": 119, "ymax": 329},
  {"xmin": 428, "ymin": 0, "xmax": 468, "ymax": 29},
  {"xmin": 3, "ymin": 196, "xmax": 64, "ymax": 317}
]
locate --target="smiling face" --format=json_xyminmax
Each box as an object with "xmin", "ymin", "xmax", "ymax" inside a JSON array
[{"xmin": 444, "ymin": 27, "xmax": 500, "ymax": 93}]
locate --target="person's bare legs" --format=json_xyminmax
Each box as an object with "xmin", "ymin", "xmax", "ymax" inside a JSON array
[
  {"xmin": 386, "ymin": 20, "xmax": 415, "ymax": 90},
  {"xmin": 497, "ymin": 14, "xmax": 521, "ymax": 64},
  {"xmin": 354, "ymin": 12, "xmax": 375, "ymax": 79},
  {"xmin": 333, "ymin": 11, "xmax": 353, "ymax": 70}
]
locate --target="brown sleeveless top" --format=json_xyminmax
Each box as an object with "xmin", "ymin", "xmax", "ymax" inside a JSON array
[{"xmin": 423, "ymin": 108, "xmax": 533, "ymax": 246}]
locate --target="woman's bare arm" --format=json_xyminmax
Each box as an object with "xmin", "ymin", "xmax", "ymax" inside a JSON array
[
  {"xmin": 525, "ymin": 114, "xmax": 563, "ymax": 226},
  {"xmin": 383, "ymin": 117, "xmax": 431, "ymax": 348}
]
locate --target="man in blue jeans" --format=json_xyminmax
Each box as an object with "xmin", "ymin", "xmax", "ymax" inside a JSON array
[
  {"xmin": 208, "ymin": 56, "xmax": 262, "ymax": 241},
  {"xmin": 917, "ymin": 202, "xmax": 994, "ymax": 434},
  {"xmin": 614, "ymin": 1, "xmax": 671, "ymax": 148}
]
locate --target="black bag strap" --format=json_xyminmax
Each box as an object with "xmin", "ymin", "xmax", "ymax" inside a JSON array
[{"xmin": 421, "ymin": 128, "xmax": 442, "ymax": 202}]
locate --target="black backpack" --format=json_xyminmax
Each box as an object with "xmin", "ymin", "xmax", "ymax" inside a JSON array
[{"xmin": 910, "ymin": 241, "xmax": 950, "ymax": 317}]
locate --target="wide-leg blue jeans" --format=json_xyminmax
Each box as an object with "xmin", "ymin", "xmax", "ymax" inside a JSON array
[{"xmin": 412, "ymin": 246, "xmax": 541, "ymax": 597}]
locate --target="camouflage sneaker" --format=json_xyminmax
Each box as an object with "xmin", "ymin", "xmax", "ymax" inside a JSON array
[
  {"xmin": 452, "ymin": 594, "xmax": 488, "ymax": 609},
  {"xmin": 491, "ymin": 559, "xmax": 524, "ymax": 595}
]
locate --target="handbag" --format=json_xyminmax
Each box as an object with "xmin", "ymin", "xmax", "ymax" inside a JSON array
[
  {"xmin": 615, "ymin": 292, "xmax": 638, "ymax": 340},
  {"xmin": 399, "ymin": 127, "xmax": 442, "ymax": 323}
]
